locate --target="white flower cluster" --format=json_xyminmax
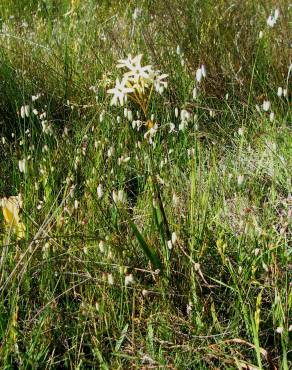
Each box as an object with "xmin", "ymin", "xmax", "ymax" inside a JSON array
[
  {"xmin": 267, "ymin": 8, "xmax": 280, "ymax": 27},
  {"xmin": 107, "ymin": 54, "xmax": 168, "ymax": 106},
  {"xmin": 196, "ymin": 64, "xmax": 207, "ymax": 83}
]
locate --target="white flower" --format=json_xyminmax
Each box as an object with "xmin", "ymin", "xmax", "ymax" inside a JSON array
[
  {"xmin": 209, "ymin": 110, "xmax": 216, "ymax": 118},
  {"xmin": 153, "ymin": 72, "xmax": 168, "ymax": 94},
  {"xmin": 107, "ymin": 146, "xmax": 114, "ymax": 157},
  {"xmin": 267, "ymin": 15, "xmax": 276, "ymax": 27},
  {"xmin": 196, "ymin": 68, "xmax": 203, "ymax": 82},
  {"xmin": 259, "ymin": 31, "xmax": 264, "ymax": 39},
  {"xmin": 269, "ymin": 112, "xmax": 275, "ymax": 122},
  {"xmin": 174, "ymin": 107, "xmax": 179, "ymax": 118},
  {"xmin": 132, "ymin": 120, "xmax": 142, "ymax": 130},
  {"xmin": 171, "ymin": 232, "xmax": 177, "ymax": 245},
  {"xmin": 97, "ymin": 184, "xmax": 103, "ymax": 199},
  {"xmin": 254, "ymin": 248, "xmax": 260, "ymax": 256},
  {"xmin": 172, "ymin": 193, "xmax": 179, "ymax": 206},
  {"xmin": 107, "ymin": 78, "xmax": 134, "ymax": 106},
  {"xmin": 32, "ymin": 93, "xmax": 41, "ymax": 101},
  {"xmin": 267, "ymin": 9, "xmax": 279, "ymax": 27},
  {"xmin": 127, "ymin": 109, "xmax": 133, "ymax": 121},
  {"xmin": 237, "ymin": 174, "xmax": 244, "ymax": 186},
  {"xmin": 277, "ymin": 87, "xmax": 283, "ymax": 97},
  {"xmin": 99, "ymin": 240, "xmax": 105, "ymax": 253},
  {"xmin": 20, "ymin": 105, "xmax": 30, "ymax": 118},
  {"xmin": 108, "ymin": 274, "xmax": 114, "ymax": 285},
  {"xmin": 180, "ymin": 109, "xmax": 191, "ymax": 122},
  {"xmin": 276, "ymin": 326, "xmax": 283, "ymax": 334},
  {"xmin": 274, "ymin": 8, "xmax": 280, "ymax": 20},
  {"xmin": 169, "ymin": 122, "xmax": 175, "ymax": 133},
  {"xmin": 192, "ymin": 87, "xmax": 198, "ymax": 100},
  {"xmin": 144, "ymin": 123, "xmax": 158, "ymax": 142},
  {"xmin": 113, "ymin": 190, "xmax": 126, "ymax": 204},
  {"xmin": 99, "ymin": 111, "xmax": 105, "ymax": 122},
  {"xmin": 186, "ymin": 301, "xmax": 193, "ymax": 315},
  {"xmin": 18, "ymin": 158, "xmax": 27, "ymax": 173},
  {"xmin": 262, "ymin": 100, "xmax": 271, "ymax": 111},
  {"xmin": 194, "ymin": 263, "xmax": 200, "ymax": 271},
  {"xmin": 117, "ymin": 54, "xmax": 136, "ymax": 69},
  {"xmin": 125, "ymin": 274, "xmax": 134, "ymax": 286},
  {"xmin": 119, "ymin": 54, "xmax": 152, "ymax": 83},
  {"xmin": 179, "ymin": 121, "xmax": 187, "ymax": 131},
  {"xmin": 196, "ymin": 65, "xmax": 206, "ymax": 83},
  {"xmin": 132, "ymin": 7, "xmax": 142, "ymax": 20},
  {"xmin": 118, "ymin": 190, "xmax": 126, "ymax": 203}
]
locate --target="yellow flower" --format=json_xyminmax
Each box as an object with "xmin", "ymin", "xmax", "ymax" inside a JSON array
[
  {"xmin": 1, "ymin": 194, "xmax": 25, "ymax": 239},
  {"xmin": 146, "ymin": 120, "xmax": 154, "ymax": 129}
]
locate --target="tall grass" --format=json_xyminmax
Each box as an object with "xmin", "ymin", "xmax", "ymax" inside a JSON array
[{"xmin": 0, "ymin": 1, "xmax": 291, "ymax": 368}]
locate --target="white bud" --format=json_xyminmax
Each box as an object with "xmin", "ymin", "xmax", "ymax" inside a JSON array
[
  {"xmin": 97, "ymin": 184, "xmax": 103, "ymax": 199},
  {"xmin": 18, "ymin": 158, "xmax": 27, "ymax": 173},
  {"xmin": 274, "ymin": 8, "xmax": 280, "ymax": 20},
  {"xmin": 127, "ymin": 110, "xmax": 133, "ymax": 122},
  {"xmin": 108, "ymin": 274, "xmax": 114, "ymax": 285},
  {"xmin": 276, "ymin": 327, "xmax": 283, "ymax": 334},
  {"xmin": 262, "ymin": 100, "xmax": 271, "ymax": 112},
  {"xmin": 196, "ymin": 68, "xmax": 203, "ymax": 83},
  {"xmin": 237, "ymin": 174, "xmax": 244, "ymax": 186},
  {"xmin": 112, "ymin": 190, "xmax": 118, "ymax": 203},
  {"xmin": 118, "ymin": 190, "xmax": 126, "ymax": 203},
  {"xmin": 99, "ymin": 111, "xmax": 105, "ymax": 122},
  {"xmin": 254, "ymin": 248, "xmax": 260, "ymax": 256},
  {"xmin": 167, "ymin": 122, "xmax": 174, "ymax": 133},
  {"xmin": 171, "ymin": 232, "xmax": 177, "ymax": 245},
  {"xmin": 98, "ymin": 240, "xmax": 105, "ymax": 253},
  {"xmin": 192, "ymin": 87, "xmax": 198, "ymax": 100},
  {"xmin": 20, "ymin": 106, "xmax": 25, "ymax": 118},
  {"xmin": 125, "ymin": 274, "xmax": 134, "ymax": 286}
]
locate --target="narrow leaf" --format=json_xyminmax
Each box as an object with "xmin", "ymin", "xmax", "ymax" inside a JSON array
[{"xmin": 130, "ymin": 221, "xmax": 163, "ymax": 271}]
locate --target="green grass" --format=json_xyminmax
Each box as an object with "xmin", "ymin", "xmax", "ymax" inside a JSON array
[{"xmin": 0, "ymin": 1, "xmax": 291, "ymax": 368}]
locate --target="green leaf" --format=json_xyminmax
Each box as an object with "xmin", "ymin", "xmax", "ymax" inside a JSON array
[
  {"xmin": 115, "ymin": 324, "xmax": 129, "ymax": 352},
  {"xmin": 130, "ymin": 221, "xmax": 163, "ymax": 272}
]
